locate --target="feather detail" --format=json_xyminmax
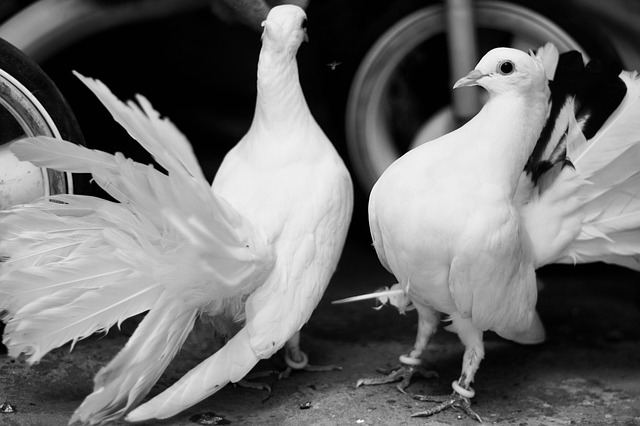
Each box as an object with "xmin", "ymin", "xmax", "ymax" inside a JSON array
[
  {"xmin": 1, "ymin": 6, "xmax": 352, "ymax": 425},
  {"xmin": 523, "ymin": 47, "xmax": 628, "ymax": 192},
  {"xmin": 1, "ymin": 74, "xmax": 274, "ymax": 424},
  {"xmin": 331, "ymin": 284, "xmax": 414, "ymax": 313},
  {"xmin": 523, "ymin": 64, "xmax": 640, "ymax": 269},
  {"xmin": 70, "ymin": 74, "xmax": 274, "ymax": 285},
  {"xmin": 70, "ymin": 301, "xmax": 198, "ymax": 425},
  {"xmin": 10, "ymin": 136, "xmax": 117, "ymax": 174},
  {"xmin": 126, "ymin": 6, "xmax": 352, "ymax": 420},
  {"xmin": 535, "ymin": 42, "xmax": 559, "ymax": 81},
  {"xmin": 73, "ymin": 71, "xmax": 206, "ymax": 182},
  {"xmin": 5, "ymin": 280, "xmax": 162, "ymax": 363},
  {"xmin": 125, "ymin": 326, "xmax": 258, "ymax": 422},
  {"xmin": 571, "ymin": 71, "xmax": 640, "ymax": 174},
  {"xmin": 331, "ymin": 287, "xmax": 406, "ymax": 304},
  {"xmin": 1, "ymin": 265, "xmax": 131, "ymax": 316},
  {"xmin": 492, "ymin": 310, "xmax": 545, "ymax": 345},
  {"xmin": 11, "ymin": 132, "xmax": 271, "ymax": 293},
  {"xmin": 557, "ymin": 71, "xmax": 640, "ymax": 268}
]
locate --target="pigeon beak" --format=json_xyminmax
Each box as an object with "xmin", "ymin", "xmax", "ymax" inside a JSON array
[
  {"xmin": 303, "ymin": 30, "xmax": 309, "ymax": 43},
  {"xmin": 453, "ymin": 69, "xmax": 486, "ymax": 89}
]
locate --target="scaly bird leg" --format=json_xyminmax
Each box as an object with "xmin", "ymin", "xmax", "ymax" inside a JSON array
[
  {"xmin": 412, "ymin": 377, "xmax": 481, "ymax": 422},
  {"xmin": 279, "ymin": 332, "xmax": 341, "ymax": 379},
  {"xmin": 357, "ymin": 305, "xmax": 439, "ymax": 392},
  {"xmin": 412, "ymin": 316, "xmax": 484, "ymax": 422},
  {"xmin": 357, "ymin": 355, "xmax": 438, "ymax": 393}
]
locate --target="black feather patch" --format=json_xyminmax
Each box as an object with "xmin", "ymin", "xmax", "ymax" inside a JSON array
[
  {"xmin": 554, "ymin": 51, "xmax": 626, "ymax": 139},
  {"xmin": 524, "ymin": 50, "xmax": 627, "ymax": 187}
]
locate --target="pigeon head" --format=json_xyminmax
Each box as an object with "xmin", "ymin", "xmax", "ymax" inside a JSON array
[
  {"xmin": 261, "ymin": 5, "xmax": 308, "ymax": 52},
  {"xmin": 454, "ymin": 47, "xmax": 547, "ymax": 95}
]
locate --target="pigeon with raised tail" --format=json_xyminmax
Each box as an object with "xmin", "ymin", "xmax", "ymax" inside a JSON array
[
  {"xmin": 351, "ymin": 44, "xmax": 640, "ymax": 421},
  {"xmin": 0, "ymin": 5, "xmax": 352, "ymax": 424}
]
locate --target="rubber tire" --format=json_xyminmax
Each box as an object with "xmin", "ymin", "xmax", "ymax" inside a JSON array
[{"xmin": 0, "ymin": 36, "xmax": 87, "ymax": 198}]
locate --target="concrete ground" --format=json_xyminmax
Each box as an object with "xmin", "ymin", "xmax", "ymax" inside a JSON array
[{"xmin": 1, "ymin": 234, "xmax": 640, "ymax": 426}]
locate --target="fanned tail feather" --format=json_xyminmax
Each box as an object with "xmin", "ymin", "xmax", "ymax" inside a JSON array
[
  {"xmin": 0, "ymin": 74, "xmax": 276, "ymax": 425},
  {"xmin": 558, "ymin": 71, "xmax": 640, "ymax": 268},
  {"xmin": 70, "ymin": 301, "xmax": 198, "ymax": 425},
  {"xmin": 125, "ymin": 326, "xmax": 259, "ymax": 422},
  {"xmin": 539, "ymin": 70, "xmax": 640, "ymax": 268},
  {"xmin": 571, "ymin": 71, "xmax": 640, "ymax": 174},
  {"xmin": 524, "ymin": 46, "xmax": 627, "ymax": 187},
  {"xmin": 72, "ymin": 72, "xmax": 273, "ymax": 284},
  {"xmin": 4, "ymin": 276, "xmax": 162, "ymax": 364},
  {"xmin": 0, "ymin": 195, "xmax": 168, "ymax": 362},
  {"xmin": 10, "ymin": 75, "xmax": 272, "ymax": 290},
  {"xmin": 11, "ymin": 137, "xmax": 166, "ymax": 214},
  {"xmin": 9, "ymin": 136, "xmax": 118, "ymax": 175},
  {"xmin": 73, "ymin": 71, "xmax": 206, "ymax": 182}
]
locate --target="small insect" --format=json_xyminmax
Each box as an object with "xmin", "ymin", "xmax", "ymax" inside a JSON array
[
  {"xmin": 326, "ymin": 60, "xmax": 342, "ymax": 71},
  {"xmin": 299, "ymin": 401, "xmax": 312, "ymax": 410}
]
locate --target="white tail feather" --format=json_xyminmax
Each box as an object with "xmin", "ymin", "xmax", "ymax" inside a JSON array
[
  {"xmin": 71, "ymin": 73, "xmax": 273, "ymax": 286},
  {"xmin": 535, "ymin": 42, "xmax": 559, "ymax": 81},
  {"xmin": 10, "ymin": 136, "xmax": 117, "ymax": 174},
  {"xmin": 534, "ymin": 71, "xmax": 640, "ymax": 269},
  {"xmin": 125, "ymin": 326, "xmax": 259, "ymax": 422},
  {"xmin": 73, "ymin": 71, "xmax": 206, "ymax": 182},
  {"xmin": 571, "ymin": 71, "xmax": 640, "ymax": 175},
  {"xmin": 5, "ymin": 281, "xmax": 162, "ymax": 363},
  {"xmin": 70, "ymin": 302, "xmax": 198, "ymax": 425},
  {"xmin": 0, "ymin": 74, "xmax": 274, "ymax": 425},
  {"xmin": 1, "ymin": 264, "xmax": 131, "ymax": 316},
  {"xmin": 331, "ymin": 287, "xmax": 405, "ymax": 304}
]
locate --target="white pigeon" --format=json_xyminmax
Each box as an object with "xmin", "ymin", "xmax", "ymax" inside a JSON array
[
  {"xmin": 352, "ymin": 45, "xmax": 640, "ymax": 420},
  {"xmin": 0, "ymin": 4, "xmax": 353, "ymax": 424}
]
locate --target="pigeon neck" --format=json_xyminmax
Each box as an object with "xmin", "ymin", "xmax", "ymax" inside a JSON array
[
  {"xmin": 465, "ymin": 89, "xmax": 549, "ymax": 196},
  {"xmin": 253, "ymin": 47, "xmax": 309, "ymax": 132}
]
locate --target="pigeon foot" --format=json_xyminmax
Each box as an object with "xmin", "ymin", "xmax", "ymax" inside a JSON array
[
  {"xmin": 356, "ymin": 354, "xmax": 438, "ymax": 393},
  {"xmin": 279, "ymin": 350, "xmax": 341, "ymax": 379},
  {"xmin": 411, "ymin": 381, "xmax": 482, "ymax": 422}
]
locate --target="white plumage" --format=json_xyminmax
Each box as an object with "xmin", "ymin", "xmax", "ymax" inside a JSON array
[
  {"xmin": 0, "ymin": 4, "xmax": 352, "ymax": 424},
  {"xmin": 358, "ymin": 44, "xmax": 640, "ymax": 420}
]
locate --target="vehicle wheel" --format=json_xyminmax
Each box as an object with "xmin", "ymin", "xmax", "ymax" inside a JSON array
[
  {"xmin": 0, "ymin": 36, "xmax": 85, "ymax": 210},
  {"xmin": 345, "ymin": 0, "xmax": 621, "ymax": 191},
  {"xmin": 0, "ymin": 0, "xmax": 253, "ymax": 184}
]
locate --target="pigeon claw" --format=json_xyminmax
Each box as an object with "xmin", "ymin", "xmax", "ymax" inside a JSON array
[
  {"xmin": 412, "ymin": 389, "xmax": 482, "ymax": 423},
  {"xmin": 356, "ymin": 363, "xmax": 438, "ymax": 393}
]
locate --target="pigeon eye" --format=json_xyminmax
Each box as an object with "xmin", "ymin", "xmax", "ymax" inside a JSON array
[{"xmin": 497, "ymin": 60, "xmax": 515, "ymax": 75}]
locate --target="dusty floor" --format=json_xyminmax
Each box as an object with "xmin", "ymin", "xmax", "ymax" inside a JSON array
[{"xmin": 1, "ymin": 235, "xmax": 640, "ymax": 426}]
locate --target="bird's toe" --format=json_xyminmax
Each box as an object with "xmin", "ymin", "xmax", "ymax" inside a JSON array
[{"xmin": 411, "ymin": 385, "xmax": 482, "ymax": 422}]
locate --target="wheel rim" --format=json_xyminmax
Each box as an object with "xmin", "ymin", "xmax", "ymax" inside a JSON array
[
  {"xmin": 346, "ymin": 0, "xmax": 588, "ymax": 192},
  {"xmin": 0, "ymin": 66, "xmax": 72, "ymax": 209}
]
